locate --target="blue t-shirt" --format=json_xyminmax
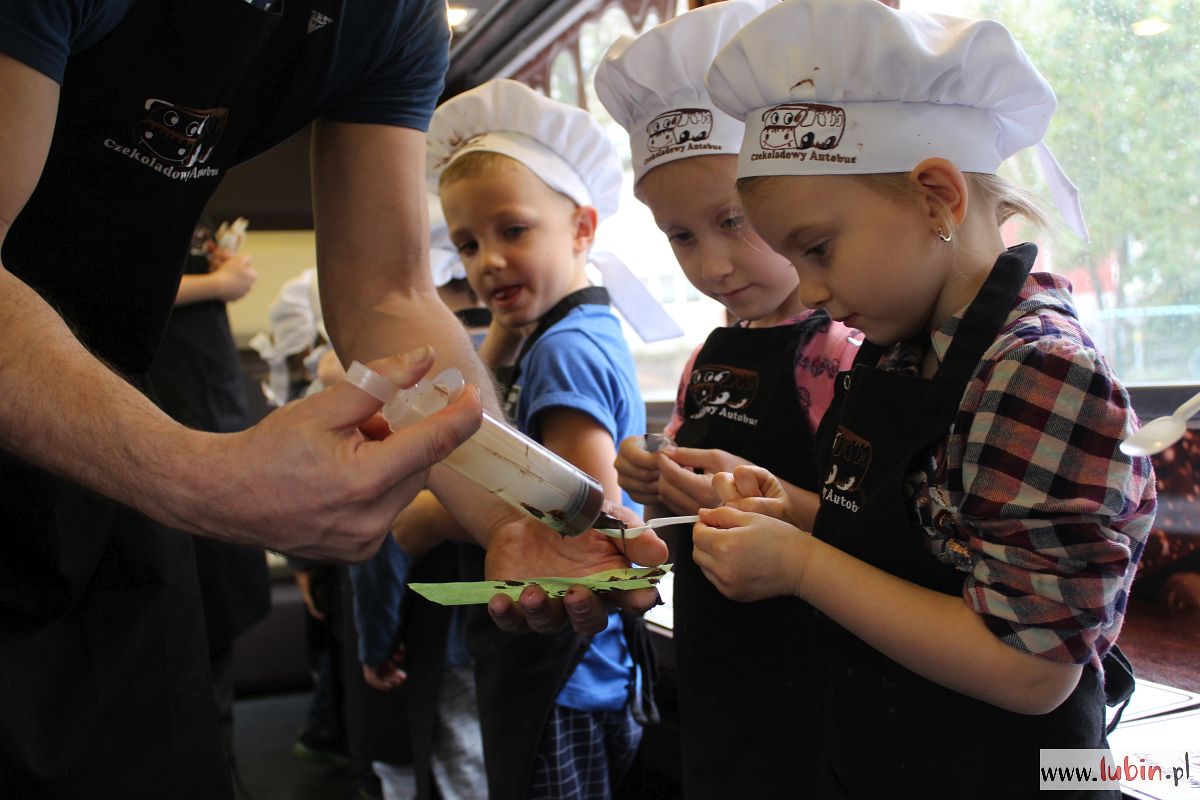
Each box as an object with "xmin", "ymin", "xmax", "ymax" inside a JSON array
[
  {"xmin": 0, "ymin": 0, "xmax": 450, "ymax": 138},
  {"xmin": 514, "ymin": 302, "xmax": 646, "ymax": 712}
]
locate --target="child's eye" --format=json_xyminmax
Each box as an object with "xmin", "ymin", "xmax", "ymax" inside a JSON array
[
  {"xmin": 456, "ymin": 240, "xmax": 478, "ymax": 256},
  {"xmin": 667, "ymin": 230, "xmax": 694, "ymax": 246},
  {"xmin": 504, "ymin": 225, "xmax": 527, "ymax": 238},
  {"xmin": 721, "ymin": 215, "xmax": 744, "ymax": 231},
  {"xmin": 804, "ymin": 241, "xmax": 830, "ymax": 260}
]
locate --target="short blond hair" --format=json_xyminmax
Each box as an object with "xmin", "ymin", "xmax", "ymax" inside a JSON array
[{"xmin": 437, "ymin": 150, "xmax": 523, "ymax": 191}]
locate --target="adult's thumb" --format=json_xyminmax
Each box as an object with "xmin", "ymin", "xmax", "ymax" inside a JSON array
[
  {"xmin": 369, "ymin": 380, "xmax": 483, "ymax": 477},
  {"xmin": 320, "ymin": 347, "xmax": 437, "ymax": 430}
]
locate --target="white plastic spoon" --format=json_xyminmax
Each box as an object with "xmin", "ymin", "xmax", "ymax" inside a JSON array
[
  {"xmin": 598, "ymin": 515, "xmax": 700, "ymax": 539},
  {"xmin": 1120, "ymin": 389, "xmax": 1200, "ymax": 456}
]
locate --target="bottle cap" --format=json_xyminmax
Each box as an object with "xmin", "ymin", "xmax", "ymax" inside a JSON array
[{"xmin": 345, "ymin": 361, "xmax": 397, "ymax": 403}]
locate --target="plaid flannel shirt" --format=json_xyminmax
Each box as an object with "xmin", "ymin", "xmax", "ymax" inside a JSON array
[{"xmin": 894, "ymin": 271, "xmax": 1156, "ymax": 668}]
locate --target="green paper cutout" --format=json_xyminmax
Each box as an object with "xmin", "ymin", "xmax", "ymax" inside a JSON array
[{"xmin": 408, "ymin": 564, "xmax": 673, "ymax": 606}]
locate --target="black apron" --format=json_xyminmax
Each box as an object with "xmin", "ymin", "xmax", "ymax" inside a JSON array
[
  {"xmin": 810, "ymin": 244, "xmax": 1117, "ymax": 799},
  {"xmin": 469, "ymin": 287, "xmax": 657, "ymax": 798},
  {"xmin": 0, "ymin": 2, "xmax": 287, "ymax": 796},
  {"xmin": 147, "ymin": 250, "xmax": 271, "ymax": 654},
  {"xmin": 672, "ymin": 316, "xmax": 828, "ymax": 799}
]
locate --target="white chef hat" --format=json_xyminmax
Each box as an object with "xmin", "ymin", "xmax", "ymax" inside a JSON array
[
  {"xmin": 594, "ymin": 0, "xmax": 774, "ymax": 185},
  {"xmin": 706, "ymin": 0, "xmax": 1087, "ymax": 240},
  {"xmin": 427, "ymin": 190, "xmax": 466, "ymax": 287},
  {"xmin": 426, "ymin": 78, "xmax": 622, "ymax": 221}
]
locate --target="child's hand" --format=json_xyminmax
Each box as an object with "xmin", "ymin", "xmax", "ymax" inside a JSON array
[
  {"xmin": 692, "ymin": 505, "xmax": 810, "ymax": 602},
  {"xmin": 657, "ymin": 446, "xmax": 750, "ymax": 514},
  {"xmin": 361, "ymin": 645, "xmax": 407, "ymax": 692},
  {"xmin": 209, "ymin": 250, "xmax": 256, "ymax": 302},
  {"xmin": 615, "ymin": 435, "xmax": 662, "ymax": 505},
  {"xmin": 712, "ymin": 464, "xmax": 799, "ymax": 526}
]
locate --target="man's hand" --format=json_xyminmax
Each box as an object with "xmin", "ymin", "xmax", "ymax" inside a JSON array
[
  {"xmin": 484, "ymin": 503, "xmax": 668, "ymax": 635},
  {"xmin": 187, "ymin": 347, "xmax": 482, "ymax": 562}
]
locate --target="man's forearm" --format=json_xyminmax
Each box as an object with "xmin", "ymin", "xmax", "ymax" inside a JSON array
[{"xmin": 324, "ymin": 287, "xmax": 504, "ymax": 419}]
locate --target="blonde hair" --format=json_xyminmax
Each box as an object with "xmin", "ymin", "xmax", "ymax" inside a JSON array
[
  {"xmin": 737, "ymin": 172, "xmax": 1051, "ymax": 233},
  {"xmin": 855, "ymin": 172, "xmax": 1051, "ymax": 232},
  {"xmin": 438, "ymin": 150, "xmax": 523, "ymax": 191},
  {"xmin": 438, "ymin": 150, "xmax": 580, "ymax": 214}
]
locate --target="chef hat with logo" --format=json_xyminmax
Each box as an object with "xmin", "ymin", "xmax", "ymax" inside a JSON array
[
  {"xmin": 426, "ymin": 77, "xmax": 684, "ymax": 342},
  {"xmin": 706, "ymin": 0, "xmax": 1088, "ymax": 240},
  {"xmin": 427, "ymin": 190, "xmax": 466, "ymax": 288},
  {"xmin": 594, "ymin": 0, "xmax": 775, "ymax": 185},
  {"xmin": 426, "ymin": 78, "xmax": 622, "ymax": 222}
]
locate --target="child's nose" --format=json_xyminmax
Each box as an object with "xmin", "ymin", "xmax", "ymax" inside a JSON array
[
  {"xmin": 794, "ymin": 266, "xmax": 830, "ymax": 310},
  {"xmin": 478, "ymin": 241, "xmax": 505, "ymax": 271},
  {"xmin": 699, "ymin": 241, "xmax": 734, "ymax": 283}
]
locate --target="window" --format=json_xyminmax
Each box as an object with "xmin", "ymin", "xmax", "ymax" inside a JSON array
[{"xmin": 906, "ymin": 0, "xmax": 1200, "ymax": 387}]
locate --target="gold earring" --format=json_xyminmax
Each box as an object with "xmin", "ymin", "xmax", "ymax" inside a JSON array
[{"xmin": 936, "ymin": 226, "xmax": 953, "ymax": 243}]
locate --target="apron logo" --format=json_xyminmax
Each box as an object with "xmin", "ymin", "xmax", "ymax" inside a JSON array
[
  {"xmin": 687, "ymin": 364, "xmax": 759, "ymax": 426},
  {"xmin": 308, "ymin": 10, "xmax": 334, "ymax": 33},
  {"xmin": 823, "ymin": 426, "xmax": 871, "ymax": 512},
  {"xmin": 136, "ymin": 99, "xmax": 228, "ymax": 167}
]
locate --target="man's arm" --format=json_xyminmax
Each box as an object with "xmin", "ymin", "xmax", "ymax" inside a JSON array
[
  {"xmin": 0, "ymin": 54, "xmax": 480, "ymax": 561},
  {"xmin": 311, "ymin": 120, "xmax": 499, "ymax": 405},
  {"xmin": 0, "ymin": 53, "xmax": 202, "ymax": 515}
]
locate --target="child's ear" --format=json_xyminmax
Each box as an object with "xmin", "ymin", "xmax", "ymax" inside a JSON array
[
  {"xmin": 572, "ymin": 206, "xmax": 599, "ymax": 254},
  {"xmin": 910, "ymin": 158, "xmax": 969, "ymax": 233}
]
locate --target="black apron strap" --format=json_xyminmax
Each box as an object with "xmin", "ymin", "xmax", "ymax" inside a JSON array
[
  {"xmin": 933, "ymin": 245, "xmax": 1035, "ymax": 388},
  {"xmin": 494, "ymin": 286, "xmax": 610, "ymax": 421},
  {"xmin": 1102, "ymin": 644, "xmax": 1136, "ymax": 734}
]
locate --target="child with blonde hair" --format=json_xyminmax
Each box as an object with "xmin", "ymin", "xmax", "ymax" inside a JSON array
[
  {"xmin": 597, "ymin": 3, "xmax": 859, "ymax": 797},
  {"xmin": 425, "ymin": 78, "xmax": 656, "ymax": 800},
  {"xmin": 693, "ymin": 1, "xmax": 1155, "ymax": 797}
]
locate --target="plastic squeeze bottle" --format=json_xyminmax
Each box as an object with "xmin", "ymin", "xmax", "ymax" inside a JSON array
[{"xmin": 346, "ymin": 362, "xmax": 613, "ymax": 536}]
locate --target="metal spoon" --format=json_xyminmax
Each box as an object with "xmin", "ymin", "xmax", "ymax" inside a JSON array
[
  {"xmin": 1120, "ymin": 389, "xmax": 1200, "ymax": 456},
  {"xmin": 598, "ymin": 515, "xmax": 700, "ymax": 539}
]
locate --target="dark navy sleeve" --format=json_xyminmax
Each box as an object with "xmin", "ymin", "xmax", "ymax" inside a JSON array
[
  {"xmin": 323, "ymin": 0, "xmax": 450, "ymax": 130},
  {"xmin": 0, "ymin": 0, "xmax": 132, "ymax": 83}
]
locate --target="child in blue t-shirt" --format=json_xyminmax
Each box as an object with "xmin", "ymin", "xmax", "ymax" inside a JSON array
[{"xmin": 423, "ymin": 78, "xmax": 651, "ymax": 800}]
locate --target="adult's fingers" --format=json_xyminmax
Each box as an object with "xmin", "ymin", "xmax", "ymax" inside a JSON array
[
  {"xmin": 364, "ymin": 379, "xmax": 482, "ymax": 481},
  {"xmin": 517, "ymin": 584, "xmax": 568, "ymax": 633},
  {"xmin": 563, "ymin": 586, "xmax": 610, "ymax": 635},
  {"xmin": 487, "ymin": 593, "xmax": 528, "ymax": 633},
  {"xmin": 621, "ymin": 526, "xmax": 668, "ymax": 569},
  {"xmin": 316, "ymin": 347, "xmax": 437, "ymax": 430},
  {"xmin": 606, "ymin": 586, "xmax": 662, "ymax": 617},
  {"xmin": 487, "ymin": 586, "xmax": 571, "ymax": 634}
]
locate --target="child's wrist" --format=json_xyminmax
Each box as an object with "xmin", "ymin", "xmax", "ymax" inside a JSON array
[{"xmin": 787, "ymin": 531, "xmax": 819, "ymax": 600}]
